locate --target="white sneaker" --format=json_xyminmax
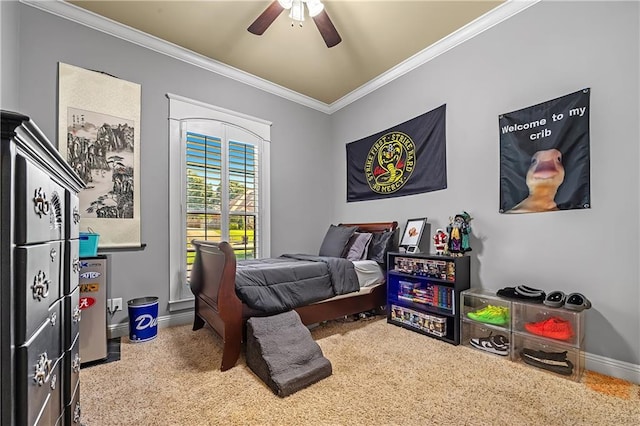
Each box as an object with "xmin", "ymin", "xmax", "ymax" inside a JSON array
[{"xmin": 469, "ymin": 334, "xmax": 509, "ymax": 356}]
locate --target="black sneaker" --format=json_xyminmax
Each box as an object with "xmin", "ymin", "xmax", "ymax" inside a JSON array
[
  {"xmin": 520, "ymin": 348, "xmax": 574, "ymax": 375},
  {"xmin": 469, "ymin": 333, "xmax": 510, "ymax": 356}
]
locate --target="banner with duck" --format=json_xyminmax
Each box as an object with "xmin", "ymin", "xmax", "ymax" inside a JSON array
[
  {"xmin": 346, "ymin": 104, "xmax": 447, "ymax": 202},
  {"xmin": 499, "ymin": 89, "xmax": 591, "ymax": 214}
]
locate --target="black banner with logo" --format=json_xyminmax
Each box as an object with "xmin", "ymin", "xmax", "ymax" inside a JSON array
[
  {"xmin": 346, "ymin": 105, "xmax": 447, "ymax": 202},
  {"xmin": 499, "ymin": 89, "xmax": 591, "ymax": 214}
]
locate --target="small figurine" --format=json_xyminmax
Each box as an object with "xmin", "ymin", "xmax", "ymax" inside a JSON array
[
  {"xmin": 447, "ymin": 211, "xmax": 473, "ymax": 256},
  {"xmin": 432, "ymin": 228, "xmax": 448, "ymax": 255}
]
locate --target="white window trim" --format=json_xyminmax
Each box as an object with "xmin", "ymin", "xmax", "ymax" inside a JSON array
[{"xmin": 167, "ymin": 93, "xmax": 271, "ymax": 311}]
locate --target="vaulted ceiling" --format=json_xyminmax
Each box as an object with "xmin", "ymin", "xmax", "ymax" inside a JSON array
[{"xmin": 63, "ymin": 0, "xmax": 513, "ymax": 107}]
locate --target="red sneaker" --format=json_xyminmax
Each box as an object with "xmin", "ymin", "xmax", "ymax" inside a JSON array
[{"xmin": 524, "ymin": 317, "xmax": 574, "ymax": 341}]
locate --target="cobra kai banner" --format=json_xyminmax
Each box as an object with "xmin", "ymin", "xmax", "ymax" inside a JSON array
[
  {"xmin": 346, "ymin": 104, "xmax": 447, "ymax": 202},
  {"xmin": 499, "ymin": 88, "xmax": 591, "ymax": 214}
]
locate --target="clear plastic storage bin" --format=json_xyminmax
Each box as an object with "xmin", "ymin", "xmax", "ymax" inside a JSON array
[
  {"xmin": 462, "ymin": 319, "xmax": 513, "ymax": 360},
  {"xmin": 512, "ymin": 332, "xmax": 584, "ymax": 382},
  {"xmin": 461, "ymin": 288, "xmax": 512, "ymax": 331},
  {"xmin": 512, "ymin": 301, "xmax": 585, "ymax": 347}
]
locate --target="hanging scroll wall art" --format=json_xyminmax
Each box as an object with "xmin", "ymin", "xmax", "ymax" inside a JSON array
[{"xmin": 58, "ymin": 62, "xmax": 142, "ymax": 248}]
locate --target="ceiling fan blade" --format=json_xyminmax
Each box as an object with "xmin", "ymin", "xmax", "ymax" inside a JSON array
[
  {"xmin": 248, "ymin": 1, "xmax": 285, "ymax": 35},
  {"xmin": 312, "ymin": 9, "xmax": 342, "ymax": 48}
]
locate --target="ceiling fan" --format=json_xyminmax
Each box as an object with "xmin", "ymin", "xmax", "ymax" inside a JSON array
[{"xmin": 247, "ymin": 0, "xmax": 342, "ymax": 48}]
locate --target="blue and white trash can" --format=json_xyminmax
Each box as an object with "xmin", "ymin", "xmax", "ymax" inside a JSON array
[{"xmin": 127, "ymin": 297, "xmax": 159, "ymax": 342}]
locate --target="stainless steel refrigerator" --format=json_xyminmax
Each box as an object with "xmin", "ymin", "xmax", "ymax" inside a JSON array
[{"xmin": 79, "ymin": 255, "xmax": 108, "ymax": 363}]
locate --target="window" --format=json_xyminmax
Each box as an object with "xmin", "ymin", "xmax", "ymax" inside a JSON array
[
  {"xmin": 185, "ymin": 132, "xmax": 258, "ymax": 274},
  {"xmin": 168, "ymin": 94, "xmax": 271, "ymax": 310}
]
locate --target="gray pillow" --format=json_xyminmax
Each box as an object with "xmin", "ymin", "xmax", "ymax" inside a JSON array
[
  {"xmin": 367, "ymin": 230, "xmax": 396, "ymax": 263},
  {"xmin": 344, "ymin": 232, "xmax": 373, "ymax": 261},
  {"xmin": 318, "ymin": 225, "xmax": 358, "ymax": 257}
]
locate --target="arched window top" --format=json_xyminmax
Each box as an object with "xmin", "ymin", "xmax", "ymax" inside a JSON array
[{"xmin": 167, "ymin": 93, "xmax": 271, "ymax": 141}]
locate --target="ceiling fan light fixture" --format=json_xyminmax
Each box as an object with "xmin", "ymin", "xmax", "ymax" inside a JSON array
[
  {"xmin": 277, "ymin": 0, "xmax": 293, "ymax": 9},
  {"xmin": 289, "ymin": 0, "xmax": 305, "ymax": 22},
  {"xmin": 248, "ymin": 0, "xmax": 340, "ymax": 48},
  {"xmin": 306, "ymin": 0, "xmax": 324, "ymax": 17}
]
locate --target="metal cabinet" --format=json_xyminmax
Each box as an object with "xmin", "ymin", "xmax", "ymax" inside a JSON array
[{"xmin": 79, "ymin": 256, "xmax": 108, "ymax": 364}]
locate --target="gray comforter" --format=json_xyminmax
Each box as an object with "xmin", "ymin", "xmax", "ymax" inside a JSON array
[{"xmin": 235, "ymin": 254, "xmax": 360, "ymax": 313}]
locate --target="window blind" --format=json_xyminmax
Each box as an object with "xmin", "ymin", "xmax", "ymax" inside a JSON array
[{"xmin": 185, "ymin": 132, "xmax": 259, "ymax": 278}]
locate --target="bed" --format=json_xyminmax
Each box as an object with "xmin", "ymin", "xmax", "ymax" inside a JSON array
[{"xmin": 189, "ymin": 221, "xmax": 398, "ymax": 371}]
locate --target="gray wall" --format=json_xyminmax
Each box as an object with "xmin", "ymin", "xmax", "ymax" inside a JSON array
[
  {"xmin": 1, "ymin": 0, "xmax": 20, "ymax": 110},
  {"xmin": 7, "ymin": 4, "xmax": 333, "ymax": 327},
  {"xmin": 331, "ymin": 1, "xmax": 640, "ymax": 366}
]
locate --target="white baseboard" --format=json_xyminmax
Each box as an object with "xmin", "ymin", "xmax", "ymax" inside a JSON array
[{"xmin": 108, "ymin": 311, "xmax": 640, "ymax": 385}]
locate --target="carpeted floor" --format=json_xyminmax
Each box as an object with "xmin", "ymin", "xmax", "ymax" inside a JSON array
[{"xmin": 80, "ymin": 316, "xmax": 640, "ymax": 425}]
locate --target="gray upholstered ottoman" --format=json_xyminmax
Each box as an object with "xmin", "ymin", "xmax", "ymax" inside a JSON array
[{"xmin": 246, "ymin": 310, "xmax": 332, "ymax": 397}]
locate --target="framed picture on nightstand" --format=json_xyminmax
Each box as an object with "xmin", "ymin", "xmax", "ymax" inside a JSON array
[{"xmin": 400, "ymin": 217, "xmax": 427, "ymax": 252}]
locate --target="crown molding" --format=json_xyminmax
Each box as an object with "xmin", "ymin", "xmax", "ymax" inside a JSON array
[
  {"xmin": 328, "ymin": 0, "xmax": 541, "ymax": 113},
  {"xmin": 21, "ymin": 0, "xmax": 540, "ymax": 115},
  {"xmin": 20, "ymin": 0, "xmax": 332, "ymax": 114}
]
